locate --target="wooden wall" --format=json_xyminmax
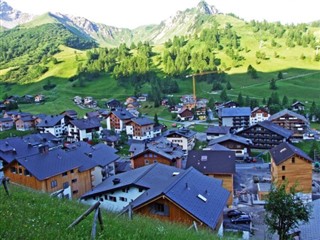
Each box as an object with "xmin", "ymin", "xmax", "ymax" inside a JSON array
[{"xmin": 131, "ymin": 152, "xmax": 176, "ymax": 169}]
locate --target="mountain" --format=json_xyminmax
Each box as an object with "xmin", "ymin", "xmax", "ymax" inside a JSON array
[{"xmin": 0, "ymin": 0, "xmax": 35, "ymax": 29}]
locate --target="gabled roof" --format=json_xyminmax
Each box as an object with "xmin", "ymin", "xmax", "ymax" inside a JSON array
[
  {"xmin": 269, "ymin": 109, "xmax": 308, "ymax": 123},
  {"xmin": 206, "ymin": 126, "xmax": 231, "ymax": 135},
  {"xmin": 130, "ymin": 165, "xmax": 229, "ymax": 230},
  {"xmin": 0, "ymin": 118, "xmax": 13, "ymax": 123},
  {"xmin": 237, "ymin": 120, "xmax": 293, "ymax": 138},
  {"xmin": 16, "ymin": 148, "xmax": 96, "ymax": 181},
  {"xmin": 111, "ymin": 109, "xmax": 134, "ymax": 120},
  {"xmin": 203, "ymin": 143, "xmax": 232, "ymax": 151},
  {"xmin": 129, "ymin": 117, "xmax": 154, "ymax": 126},
  {"xmin": 220, "ymin": 107, "xmax": 251, "ymax": 117},
  {"xmin": 208, "ymin": 133, "xmax": 252, "ymax": 146},
  {"xmin": 291, "ymin": 101, "xmax": 305, "ymax": 107},
  {"xmin": 70, "ymin": 118, "xmax": 101, "ymax": 130},
  {"xmin": 37, "ymin": 115, "xmax": 64, "ymax": 127},
  {"xmin": 269, "ymin": 142, "xmax": 313, "ymax": 165},
  {"xmin": 17, "ymin": 116, "xmax": 35, "ymax": 122},
  {"xmin": 163, "ymin": 127, "xmax": 196, "ymax": 139},
  {"xmin": 186, "ymin": 150, "xmax": 236, "ymax": 174}
]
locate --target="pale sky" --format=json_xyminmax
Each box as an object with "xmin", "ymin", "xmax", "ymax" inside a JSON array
[{"xmin": 5, "ymin": 0, "xmax": 320, "ymax": 29}]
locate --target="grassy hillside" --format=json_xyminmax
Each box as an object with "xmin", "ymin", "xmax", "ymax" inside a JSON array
[{"xmin": 0, "ymin": 185, "xmax": 235, "ymax": 240}]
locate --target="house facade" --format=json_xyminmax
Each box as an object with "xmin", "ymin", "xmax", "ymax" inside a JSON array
[
  {"xmin": 250, "ymin": 107, "xmax": 270, "ymax": 125},
  {"xmin": 15, "ymin": 116, "xmax": 36, "ymax": 131},
  {"xmin": 219, "ymin": 107, "xmax": 251, "ymax": 130},
  {"xmin": 177, "ymin": 107, "xmax": 194, "ymax": 121},
  {"xmin": 67, "ymin": 118, "xmax": 102, "ymax": 142},
  {"xmin": 126, "ymin": 117, "xmax": 158, "ymax": 141},
  {"xmin": 0, "ymin": 118, "xmax": 14, "ymax": 131},
  {"xmin": 163, "ymin": 128, "xmax": 196, "ymax": 152},
  {"xmin": 206, "ymin": 126, "xmax": 231, "ymax": 141},
  {"xmin": 105, "ymin": 109, "xmax": 134, "ymax": 133},
  {"xmin": 36, "ymin": 115, "xmax": 66, "ymax": 137}
]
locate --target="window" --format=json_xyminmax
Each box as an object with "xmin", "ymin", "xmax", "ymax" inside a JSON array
[
  {"xmin": 108, "ymin": 196, "xmax": 117, "ymax": 202},
  {"xmin": 73, "ymin": 190, "xmax": 78, "ymax": 195},
  {"xmin": 122, "ymin": 188, "xmax": 129, "ymax": 193},
  {"xmin": 18, "ymin": 168, "xmax": 22, "ymax": 174},
  {"xmin": 10, "ymin": 167, "xmax": 17, "ymax": 173},
  {"xmin": 292, "ymin": 157, "xmax": 295, "ymax": 163},
  {"xmin": 24, "ymin": 169, "xmax": 31, "ymax": 176},
  {"xmin": 282, "ymin": 176, "xmax": 286, "ymax": 180},
  {"xmin": 139, "ymin": 188, "xmax": 144, "ymax": 192},
  {"xmin": 119, "ymin": 197, "xmax": 127, "ymax": 202},
  {"xmin": 63, "ymin": 182, "xmax": 69, "ymax": 189},
  {"xmin": 72, "ymin": 179, "xmax": 77, "ymax": 183},
  {"xmin": 51, "ymin": 180, "xmax": 58, "ymax": 188},
  {"xmin": 145, "ymin": 160, "xmax": 149, "ymax": 165},
  {"xmin": 62, "ymin": 172, "xmax": 68, "ymax": 177},
  {"xmin": 70, "ymin": 169, "xmax": 74, "ymax": 174},
  {"xmin": 153, "ymin": 160, "xmax": 158, "ymax": 163},
  {"xmin": 282, "ymin": 166, "xmax": 286, "ymax": 171},
  {"xmin": 151, "ymin": 203, "xmax": 169, "ymax": 216}
]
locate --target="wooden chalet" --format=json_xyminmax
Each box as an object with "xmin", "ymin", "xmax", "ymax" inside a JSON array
[
  {"xmin": 250, "ymin": 107, "xmax": 270, "ymax": 125},
  {"xmin": 291, "ymin": 101, "xmax": 305, "ymax": 112},
  {"xmin": 163, "ymin": 127, "xmax": 196, "ymax": 152},
  {"xmin": 0, "ymin": 118, "xmax": 14, "ymax": 131},
  {"xmin": 236, "ymin": 120, "xmax": 293, "ymax": 149},
  {"xmin": 269, "ymin": 142, "xmax": 313, "ymax": 194},
  {"xmin": 177, "ymin": 107, "xmax": 194, "ymax": 121},
  {"xmin": 126, "ymin": 117, "xmax": 158, "ymax": 141},
  {"xmin": 105, "ymin": 108, "xmax": 134, "ymax": 133}
]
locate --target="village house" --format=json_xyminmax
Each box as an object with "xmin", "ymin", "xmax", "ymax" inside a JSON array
[
  {"xmin": 163, "ymin": 127, "xmax": 196, "ymax": 152},
  {"xmin": 269, "ymin": 142, "xmax": 313, "ymax": 201},
  {"xmin": 125, "ymin": 96, "xmax": 137, "ymax": 105},
  {"xmin": 64, "ymin": 141, "xmax": 120, "ymax": 187},
  {"xmin": 100, "ymin": 129, "xmax": 120, "ymax": 148},
  {"xmin": 15, "ymin": 115, "xmax": 37, "ymax": 131},
  {"xmin": 105, "ymin": 108, "xmax": 134, "ymax": 133},
  {"xmin": 3, "ymin": 147, "xmax": 95, "ymax": 199},
  {"xmin": 73, "ymin": 96, "xmax": 82, "ymax": 105},
  {"xmin": 34, "ymin": 94, "xmax": 45, "ymax": 103},
  {"xmin": 208, "ymin": 133, "xmax": 252, "ymax": 159},
  {"xmin": 177, "ymin": 107, "xmax": 194, "ymax": 121},
  {"xmin": 126, "ymin": 117, "xmax": 160, "ymax": 141},
  {"xmin": 36, "ymin": 114, "xmax": 66, "ymax": 137},
  {"xmin": 105, "ymin": 99, "xmax": 122, "ymax": 110},
  {"xmin": 130, "ymin": 139, "xmax": 184, "ymax": 169},
  {"xmin": 126, "ymin": 101, "xmax": 140, "ymax": 111},
  {"xmin": 206, "ymin": 126, "xmax": 231, "ymax": 141},
  {"xmin": 250, "ymin": 107, "xmax": 270, "ymax": 125},
  {"xmin": 180, "ymin": 95, "xmax": 196, "ymax": 110},
  {"xmin": 236, "ymin": 120, "xmax": 293, "ymax": 149},
  {"xmin": 0, "ymin": 118, "xmax": 14, "ymax": 131},
  {"xmin": 269, "ymin": 109, "xmax": 309, "ymax": 139},
  {"xmin": 218, "ymin": 107, "xmax": 251, "ymax": 130},
  {"xmin": 291, "ymin": 101, "xmax": 305, "ymax": 112},
  {"xmin": 3, "ymin": 111, "xmax": 30, "ymax": 121},
  {"xmin": 186, "ymin": 149, "xmax": 236, "ymax": 206},
  {"xmin": 80, "ymin": 163, "xmax": 229, "ymax": 232},
  {"xmin": 67, "ymin": 117, "xmax": 102, "ymax": 142},
  {"xmin": 215, "ymin": 101, "xmax": 238, "ymax": 115}
]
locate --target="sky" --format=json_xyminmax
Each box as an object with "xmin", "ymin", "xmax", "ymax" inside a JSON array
[{"xmin": 5, "ymin": 0, "xmax": 320, "ymax": 29}]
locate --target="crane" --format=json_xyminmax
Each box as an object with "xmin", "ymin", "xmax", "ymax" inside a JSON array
[{"xmin": 186, "ymin": 70, "xmax": 218, "ymax": 102}]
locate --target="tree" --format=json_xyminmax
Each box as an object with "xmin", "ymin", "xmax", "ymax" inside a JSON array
[
  {"xmin": 269, "ymin": 78, "xmax": 277, "ymax": 90},
  {"xmin": 277, "ymin": 71, "xmax": 283, "ymax": 80},
  {"xmin": 282, "ymin": 95, "xmax": 289, "ymax": 108},
  {"xmin": 226, "ymin": 81, "xmax": 232, "ymax": 90},
  {"xmin": 154, "ymin": 114, "xmax": 160, "ymax": 127},
  {"xmin": 264, "ymin": 182, "xmax": 312, "ymax": 240},
  {"xmin": 237, "ymin": 92, "xmax": 244, "ymax": 106},
  {"xmin": 220, "ymin": 89, "xmax": 229, "ymax": 102}
]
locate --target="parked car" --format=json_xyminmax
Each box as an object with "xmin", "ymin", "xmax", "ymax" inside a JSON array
[
  {"xmin": 227, "ymin": 209, "xmax": 246, "ymax": 218},
  {"xmin": 231, "ymin": 215, "xmax": 252, "ymax": 224}
]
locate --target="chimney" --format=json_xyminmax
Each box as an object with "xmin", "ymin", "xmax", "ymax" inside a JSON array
[
  {"xmin": 39, "ymin": 144, "xmax": 49, "ymax": 154},
  {"xmin": 112, "ymin": 178, "xmax": 121, "ymax": 185}
]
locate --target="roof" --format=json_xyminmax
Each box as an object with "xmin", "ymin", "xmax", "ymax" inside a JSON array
[
  {"xmin": 204, "ymin": 143, "xmax": 232, "ymax": 151},
  {"xmin": 269, "ymin": 109, "xmax": 308, "ymax": 123},
  {"xmin": 111, "ymin": 109, "xmax": 134, "ymax": 120},
  {"xmin": 130, "ymin": 117, "xmax": 154, "ymax": 126},
  {"xmin": 186, "ymin": 150, "xmax": 236, "ymax": 174},
  {"xmin": 291, "ymin": 101, "xmax": 305, "ymax": 107},
  {"xmin": 208, "ymin": 133, "xmax": 252, "ymax": 146},
  {"xmin": 163, "ymin": 127, "xmax": 196, "ymax": 139},
  {"xmin": 299, "ymin": 198, "xmax": 320, "ymax": 240},
  {"xmin": 237, "ymin": 120, "xmax": 293, "ymax": 138},
  {"xmin": 36, "ymin": 115, "xmax": 64, "ymax": 127},
  {"xmin": 220, "ymin": 107, "xmax": 251, "ymax": 117},
  {"xmin": 0, "ymin": 117, "xmax": 13, "ymax": 123},
  {"xmin": 269, "ymin": 142, "xmax": 313, "ymax": 165},
  {"xmin": 16, "ymin": 148, "xmax": 96, "ymax": 181},
  {"xmin": 70, "ymin": 118, "xmax": 101, "ymax": 130},
  {"xmin": 206, "ymin": 126, "xmax": 231, "ymax": 135},
  {"xmin": 82, "ymin": 163, "xmax": 229, "ymax": 230}
]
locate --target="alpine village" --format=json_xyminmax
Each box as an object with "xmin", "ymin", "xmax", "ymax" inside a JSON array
[{"xmin": 1, "ymin": 1, "xmax": 320, "ymax": 239}]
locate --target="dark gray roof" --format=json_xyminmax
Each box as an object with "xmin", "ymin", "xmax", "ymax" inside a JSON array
[
  {"xmin": 65, "ymin": 142, "xmax": 119, "ymax": 167},
  {"xmin": 82, "ymin": 163, "xmax": 229, "ymax": 229},
  {"xmin": 70, "ymin": 117, "xmax": 101, "ymax": 130},
  {"xmin": 112, "ymin": 109, "xmax": 134, "ymax": 120},
  {"xmin": 186, "ymin": 150, "xmax": 236, "ymax": 174},
  {"xmin": 130, "ymin": 117, "xmax": 154, "ymax": 126},
  {"xmin": 269, "ymin": 109, "xmax": 308, "ymax": 123},
  {"xmin": 36, "ymin": 115, "xmax": 64, "ymax": 127},
  {"xmin": 18, "ymin": 116, "xmax": 35, "ymax": 122},
  {"xmin": 163, "ymin": 127, "xmax": 196, "ymax": 139},
  {"xmin": 299, "ymin": 198, "xmax": 320, "ymax": 240},
  {"xmin": 269, "ymin": 142, "xmax": 313, "ymax": 165},
  {"xmin": 208, "ymin": 133, "xmax": 252, "ymax": 146},
  {"xmin": 0, "ymin": 117, "xmax": 13, "ymax": 123},
  {"xmin": 204, "ymin": 144, "xmax": 231, "ymax": 151},
  {"xmin": 237, "ymin": 120, "xmax": 293, "ymax": 138},
  {"xmin": 206, "ymin": 126, "xmax": 231, "ymax": 135},
  {"xmin": 220, "ymin": 107, "xmax": 251, "ymax": 117},
  {"xmin": 16, "ymin": 148, "xmax": 96, "ymax": 181}
]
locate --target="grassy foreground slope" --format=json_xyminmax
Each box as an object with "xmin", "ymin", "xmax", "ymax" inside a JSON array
[{"xmin": 0, "ymin": 185, "xmax": 234, "ymax": 240}]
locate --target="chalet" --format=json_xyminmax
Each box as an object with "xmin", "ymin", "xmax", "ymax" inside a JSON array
[
  {"xmin": 291, "ymin": 101, "xmax": 305, "ymax": 112},
  {"xmin": 236, "ymin": 120, "xmax": 293, "ymax": 149},
  {"xmin": 36, "ymin": 115, "xmax": 66, "ymax": 137},
  {"xmin": 15, "ymin": 115, "xmax": 36, "ymax": 131},
  {"xmin": 126, "ymin": 101, "xmax": 140, "ymax": 111},
  {"xmin": 105, "ymin": 108, "xmax": 134, "ymax": 133},
  {"xmin": 65, "ymin": 142, "xmax": 120, "ymax": 187},
  {"xmin": 4, "ymin": 147, "xmax": 95, "ymax": 199},
  {"xmin": 269, "ymin": 142, "xmax": 313, "ymax": 198},
  {"xmin": 34, "ymin": 94, "xmax": 45, "ymax": 103},
  {"xmin": 186, "ymin": 149, "xmax": 236, "ymax": 206},
  {"xmin": 126, "ymin": 117, "xmax": 159, "ymax": 141},
  {"xmin": 163, "ymin": 127, "xmax": 196, "ymax": 152},
  {"xmin": 20, "ymin": 95, "xmax": 34, "ymax": 103},
  {"xmin": 208, "ymin": 133, "xmax": 252, "ymax": 159},
  {"xmin": 219, "ymin": 107, "xmax": 251, "ymax": 130},
  {"xmin": 3, "ymin": 111, "xmax": 29, "ymax": 121},
  {"xmin": 67, "ymin": 117, "xmax": 102, "ymax": 142},
  {"xmin": 83, "ymin": 96, "xmax": 93, "ymax": 105},
  {"xmin": 0, "ymin": 118, "xmax": 14, "ymax": 131},
  {"xmin": 215, "ymin": 101, "xmax": 238, "ymax": 115},
  {"xmin": 81, "ymin": 163, "xmax": 229, "ymax": 231},
  {"xmin": 60, "ymin": 109, "xmax": 78, "ymax": 119},
  {"xmin": 169, "ymin": 104, "xmax": 183, "ymax": 113},
  {"xmin": 269, "ymin": 109, "xmax": 309, "ymax": 138},
  {"xmin": 250, "ymin": 107, "xmax": 270, "ymax": 125},
  {"xmin": 105, "ymin": 99, "xmax": 122, "ymax": 110},
  {"xmin": 206, "ymin": 126, "xmax": 231, "ymax": 141},
  {"xmin": 85, "ymin": 111, "xmax": 100, "ymax": 119},
  {"xmin": 180, "ymin": 95, "xmax": 196, "ymax": 110},
  {"xmin": 100, "ymin": 129, "xmax": 120, "ymax": 148},
  {"xmin": 125, "ymin": 96, "xmax": 137, "ymax": 105},
  {"xmin": 177, "ymin": 107, "xmax": 194, "ymax": 121},
  {"xmin": 73, "ymin": 96, "xmax": 82, "ymax": 105},
  {"xmin": 130, "ymin": 139, "xmax": 184, "ymax": 169}
]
